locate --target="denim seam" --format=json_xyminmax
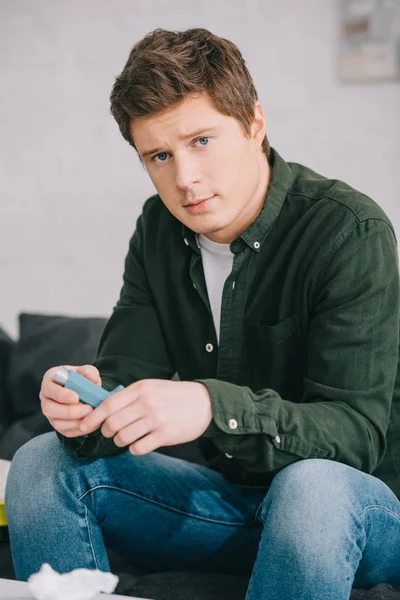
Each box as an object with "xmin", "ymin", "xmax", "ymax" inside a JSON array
[
  {"xmin": 78, "ymin": 484, "xmax": 253, "ymax": 528},
  {"xmin": 84, "ymin": 504, "xmax": 100, "ymax": 570},
  {"xmin": 347, "ymin": 504, "xmax": 400, "ymax": 568},
  {"xmin": 250, "ymin": 496, "xmax": 264, "ymax": 554},
  {"xmin": 254, "ymin": 494, "xmax": 268, "ymax": 525}
]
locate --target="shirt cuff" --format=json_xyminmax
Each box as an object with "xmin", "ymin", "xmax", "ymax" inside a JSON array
[{"xmin": 195, "ymin": 378, "xmax": 277, "ymax": 438}]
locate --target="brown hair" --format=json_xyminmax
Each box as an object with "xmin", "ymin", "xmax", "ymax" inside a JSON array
[{"xmin": 110, "ymin": 28, "xmax": 270, "ymax": 159}]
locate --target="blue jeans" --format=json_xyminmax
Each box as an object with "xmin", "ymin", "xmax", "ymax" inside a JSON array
[{"xmin": 5, "ymin": 432, "xmax": 400, "ymax": 599}]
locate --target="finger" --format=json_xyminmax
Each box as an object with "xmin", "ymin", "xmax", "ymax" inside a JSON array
[
  {"xmin": 100, "ymin": 403, "xmax": 145, "ymax": 438},
  {"xmin": 41, "ymin": 380, "xmax": 80, "ymax": 404},
  {"xmin": 79, "ymin": 387, "xmax": 139, "ymax": 434},
  {"xmin": 53, "ymin": 426, "xmax": 90, "ymax": 438},
  {"xmin": 129, "ymin": 431, "xmax": 162, "ymax": 456},
  {"xmin": 107, "ymin": 417, "xmax": 151, "ymax": 447},
  {"xmin": 75, "ymin": 365, "xmax": 102, "ymax": 386},
  {"xmin": 50, "ymin": 418, "xmax": 87, "ymax": 432},
  {"xmin": 41, "ymin": 397, "xmax": 93, "ymax": 420},
  {"xmin": 44, "ymin": 365, "xmax": 82, "ymax": 381},
  {"xmin": 44, "ymin": 365, "xmax": 101, "ymax": 389}
]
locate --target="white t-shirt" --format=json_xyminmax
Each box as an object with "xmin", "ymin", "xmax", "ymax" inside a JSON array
[{"xmin": 198, "ymin": 234, "xmax": 234, "ymax": 343}]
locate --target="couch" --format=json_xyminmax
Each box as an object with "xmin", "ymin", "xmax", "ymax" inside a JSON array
[{"xmin": 0, "ymin": 313, "xmax": 399, "ymax": 599}]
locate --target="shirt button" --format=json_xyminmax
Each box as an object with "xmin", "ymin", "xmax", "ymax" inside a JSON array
[
  {"xmin": 228, "ymin": 418, "xmax": 238, "ymax": 430},
  {"xmin": 206, "ymin": 343, "xmax": 214, "ymax": 353},
  {"xmin": 232, "ymin": 281, "xmax": 236, "ymax": 290},
  {"xmin": 184, "ymin": 238, "xmax": 189, "ymax": 246},
  {"xmin": 275, "ymin": 435, "xmax": 281, "ymax": 444},
  {"xmin": 225, "ymin": 453, "xmax": 233, "ymax": 459},
  {"xmin": 254, "ymin": 241, "xmax": 260, "ymax": 249}
]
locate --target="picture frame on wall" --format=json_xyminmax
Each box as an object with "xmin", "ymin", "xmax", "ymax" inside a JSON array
[{"xmin": 339, "ymin": 0, "xmax": 400, "ymax": 82}]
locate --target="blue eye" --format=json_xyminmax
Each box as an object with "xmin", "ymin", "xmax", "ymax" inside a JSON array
[
  {"xmin": 153, "ymin": 152, "xmax": 169, "ymax": 163},
  {"xmin": 151, "ymin": 137, "xmax": 210, "ymax": 163}
]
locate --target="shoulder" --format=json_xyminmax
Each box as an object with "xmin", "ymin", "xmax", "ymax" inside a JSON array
[
  {"xmin": 287, "ymin": 161, "xmax": 394, "ymax": 233},
  {"xmin": 128, "ymin": 194, "xmax": 182, "ymax": 256},
  {"xmin": 141, "ymin": 193, "xmax": 168, "ymax": 223},
  {"xmin": 134, "ymin": 193, "xmax": 179, "ymax": 234}
]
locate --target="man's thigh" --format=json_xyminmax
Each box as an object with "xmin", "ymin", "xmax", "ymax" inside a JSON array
[{"xmin": 74, "ymin": 443, "xmax": 267, "ymax": 576}]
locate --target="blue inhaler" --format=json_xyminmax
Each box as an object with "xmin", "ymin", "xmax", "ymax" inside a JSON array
[{"xmin": 53, "ymin": 366, "xmax": 124, "ymax": 408}]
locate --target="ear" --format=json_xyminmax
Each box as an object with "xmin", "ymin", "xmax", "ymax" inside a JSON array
[{"xmin": 250, "ymin": 102, "xmax": 266, "ymax": 148}]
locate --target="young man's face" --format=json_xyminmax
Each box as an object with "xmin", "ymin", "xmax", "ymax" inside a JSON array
[{"xmin": 131, "ymin": 93, "xmax": 269, "ymax": 243}]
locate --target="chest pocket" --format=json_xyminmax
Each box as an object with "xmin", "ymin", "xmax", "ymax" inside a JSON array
[{"xmin": 246, "ymin": 315, "xmax": 306, "ymax": 402}]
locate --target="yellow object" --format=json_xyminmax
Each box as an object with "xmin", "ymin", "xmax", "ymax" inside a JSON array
[
  {"xmin": 0, "ymin": 459, "xmax": 11, "ymax": 527},
  {"xmin": 0, "ymin": 499, "xmax": 7, "ymax": 526}
]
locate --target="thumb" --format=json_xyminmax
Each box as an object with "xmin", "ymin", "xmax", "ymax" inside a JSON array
[{"xmin": 76, "ymin": 365, "xmax": 102, "ymax": 387}]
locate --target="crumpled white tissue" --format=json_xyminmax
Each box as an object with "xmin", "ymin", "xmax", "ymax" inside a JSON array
[{"xmin": 27, "ymin": 563, "xmax": 119, "ymax": 600}]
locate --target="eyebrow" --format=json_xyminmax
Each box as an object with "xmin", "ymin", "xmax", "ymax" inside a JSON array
[{"xmin": 140, "ymin": 127, "xmax": 221, "ymax": 158}]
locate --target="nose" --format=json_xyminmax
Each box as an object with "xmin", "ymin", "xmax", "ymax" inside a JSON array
[{"xmin": 174, "ymin": 153, "xmax": 200, "ymax": 191}]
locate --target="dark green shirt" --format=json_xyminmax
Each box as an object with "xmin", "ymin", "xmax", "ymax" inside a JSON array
[{"xmin": 58, "ymin": 149, "xmax": 400, "ymax": 499}]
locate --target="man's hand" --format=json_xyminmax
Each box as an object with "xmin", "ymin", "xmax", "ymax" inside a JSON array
[
  {"xmin": 79, "ymin": 379, "xmax": 213, "ymax": 455},
  {"xmin": 40, "ymin": 365, "xmax": 98, "ymax": 437}
]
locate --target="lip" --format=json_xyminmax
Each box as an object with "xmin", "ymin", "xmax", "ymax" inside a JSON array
[{"xmin": 184, "ymin": 195, "xmax": 216, "ymax": 213}]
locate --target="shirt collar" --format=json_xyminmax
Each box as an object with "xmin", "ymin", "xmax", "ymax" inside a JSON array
[{"xmin": 181, "ymin": 148, "xmax": 293, "ymax": 254}]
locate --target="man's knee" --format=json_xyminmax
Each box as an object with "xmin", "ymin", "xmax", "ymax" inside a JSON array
[
  {"xmin": 8, "ymin": 432, "xmax": 67, "ymax": 478},
  {"xmin": 269, "ymin": 458, "xmax": 355, "ymax": 500},
  {"xmin": 5, "ymin": 432, "xmax": 74, "ymax": 510},
  {"xmin": 256, "ymin": 459, "xmax": 358, "ymax": 561},
  {"xmin": 259, "ymin": 459, "xmax": 356, "ymax": 530}
]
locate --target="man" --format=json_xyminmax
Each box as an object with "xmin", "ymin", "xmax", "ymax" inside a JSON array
[{"xmin": 5, "ymin": 28, "xmax": 400, "ymax": 599}]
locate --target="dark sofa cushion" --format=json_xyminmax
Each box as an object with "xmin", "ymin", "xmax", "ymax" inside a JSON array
[
  {"xmin": 114, "ymin": 570, "xmax": 400, "ymax": 599},
  {"xmin": 2, "ymin": 541, "xmax": 399, "ymax": 599},
  {"xmin": 7, "ymin": 313, "xmax": 107, "ymax": 418},
  {"xmin": 0, "ymin": 411, "xmax": 54, "ymax": 460},
  {"xmin": 0, "ymin": 327, "xmax": 15, "ymax": 431}
]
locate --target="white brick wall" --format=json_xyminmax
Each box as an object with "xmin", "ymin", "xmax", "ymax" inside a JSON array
[{"xmin": 1, "ymin": 0, "xmax": 399, "ymax": 339}]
